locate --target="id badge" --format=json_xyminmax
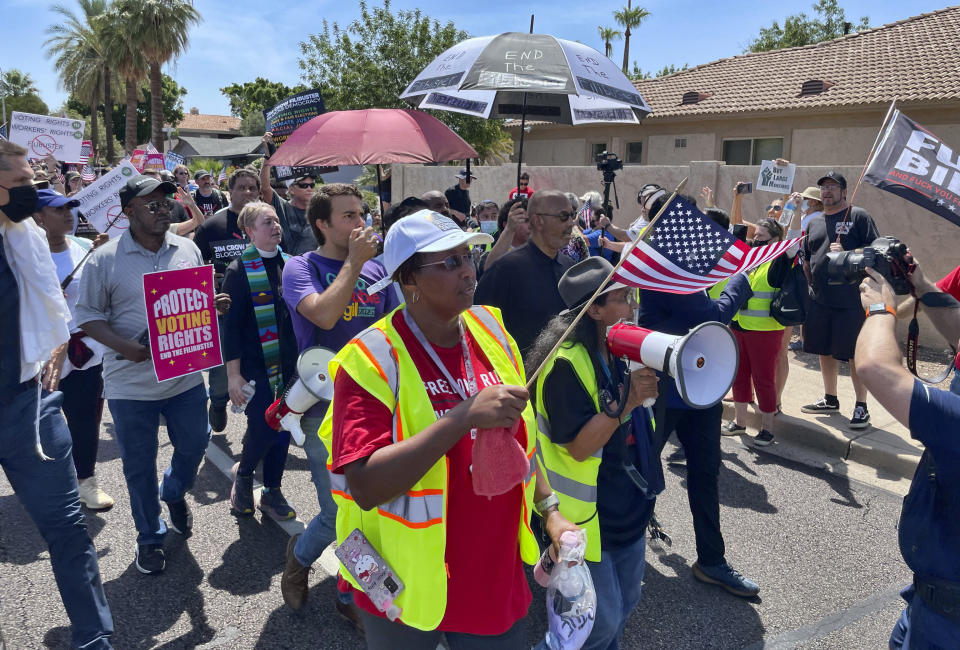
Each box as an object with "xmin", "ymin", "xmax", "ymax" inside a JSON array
[{"xmin": 335, "ymin": 528, "xmax": 405, "ymax": 620}]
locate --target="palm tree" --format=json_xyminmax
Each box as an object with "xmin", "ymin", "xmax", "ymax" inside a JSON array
[
  {"xmin": 597, "ymin": 26, "xmax": 622, "ymax": 58},
  {"xmin": 0, "ymin": 69, "xmax": 40, "ymax": 97},
  {"xmin": 613, "ymin": 1, "xmax": 651, "ymax": 74},
  {"xmin": 45, "ymin": 0, "xmax": 112, "ymax": 161},
  {"xmin": 100, "ymin": 6, "xmax": 148, "ymax": 154},
  {"xmin": 113, "ymin": 0, "xmax": 200, "ymax": 152}
]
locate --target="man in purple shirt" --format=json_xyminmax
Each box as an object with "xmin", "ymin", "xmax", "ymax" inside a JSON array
[{"xmin": 279, "ymin": 183, "xmax": 397, "ymax": 626}]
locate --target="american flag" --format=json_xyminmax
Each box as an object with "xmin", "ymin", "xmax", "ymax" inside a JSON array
[
  {"xmin": 81, "ymin": 164, "xmax": 97, "ymax": 182},
  {"xmin": 77, "ymin": 141, "xmax": 91, "ymax": 164},
  {"xmin": 579, "ymin": 199, "xmax": 592, "ymax": 230},
  {"xmin": 217, "ymin": 167, "xmax": 227, "ymax": 184},
  {"xmin": 613, "ymin": 197, "xmax": 803, "ymax": 294},
  {"xmin": 0, "ymin": 123, "xmax": 6, "ymax": 140}
]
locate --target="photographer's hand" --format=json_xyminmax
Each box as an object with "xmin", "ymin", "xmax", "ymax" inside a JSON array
[
  {"xmin": 859, "ymin": 267, "xmax": 896, "ymax": 311},
  {"xmin": 906, "ymin": 262, "xmax": 938, "ymax": 296}
]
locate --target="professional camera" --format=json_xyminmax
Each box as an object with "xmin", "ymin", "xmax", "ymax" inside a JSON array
[
  {"xmin": 826, "ymin": 235, "xmax": 916, "ymax": 295},
  {"xmin": 596, "ymin": 151, "xmax": 623, "ymax": 174}
]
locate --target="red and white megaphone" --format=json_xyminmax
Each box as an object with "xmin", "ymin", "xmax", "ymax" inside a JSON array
[
  {"xmin": 265, "ymin": 346, "xmax": 335, "ymax": 445},
  {"xmin": 606, "ymin": 321, "xmax": 739, "ymax": 409}
]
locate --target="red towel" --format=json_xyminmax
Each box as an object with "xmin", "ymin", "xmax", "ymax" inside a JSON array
[{"xmin": 471, "ymin": 420, "xmax": 530, "ymax": 497}]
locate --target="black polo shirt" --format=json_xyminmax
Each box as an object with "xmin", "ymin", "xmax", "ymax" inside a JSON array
[{"xmin": 474, "ymin": 240, "xmax": 574, "ymax": 357}]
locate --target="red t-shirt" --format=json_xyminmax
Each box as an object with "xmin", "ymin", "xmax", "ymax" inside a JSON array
[
  {"xmin": 935, "ymin": 265, "xmax": 960, "ymax": 369},
  {"xmin": 330, "ymin": 310, "xmax": 531, "ymax": 634},
  {"xmin": 508, "ymin": 186, "xmax": 534, "ymax": 200}
]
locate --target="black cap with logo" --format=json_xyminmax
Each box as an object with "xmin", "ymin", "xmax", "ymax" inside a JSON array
[{"xmin": 119, "ymin": 175, "xmax": 177, "ymax": 209}]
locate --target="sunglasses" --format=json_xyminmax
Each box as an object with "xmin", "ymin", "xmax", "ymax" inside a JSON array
[
  {"xmin": 144, "ymin": 199, "xmax": 175, "ymax": 214},
  {"xmin": 766, "ymin": 205, "xmax": 782, "ymax": 211},
  {"xmin": 537, "ymin": 211, "xmax": 576, "ymax": 222},
  {"xmin": 417, "ymin": 253, "xmax": 474, "ymax": 271},
  {"xmin": 294, "ymin": 182, "xmax": 314, "ymax": 189}
]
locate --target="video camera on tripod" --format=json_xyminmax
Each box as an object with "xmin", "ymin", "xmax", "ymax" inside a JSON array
[{"xmin": 594, "ymin": 151, "xmax": 623, "ymax": 231}]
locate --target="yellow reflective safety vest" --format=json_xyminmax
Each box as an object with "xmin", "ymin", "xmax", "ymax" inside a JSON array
[
  {"xmin": 317, "ymin": 305, "xmax": 540, "ymax": 631},
  {"xmin": 707, "ymin": 277, "xmax": 729, "ymax": 300},
  {"xmin": 733, "ymin": 260, "xmax": 784, "ymax": 332}
]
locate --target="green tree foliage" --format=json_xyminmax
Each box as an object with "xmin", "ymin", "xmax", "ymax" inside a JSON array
[
  {"xmin": 297, "ymin": 0, "xmax": 507, "ymax": 164},
  {"xmin": 629, "ymin": 62, "xmax": 689, "ymax": 81},
  {"xmin": 747, "ymin": 0, "xmax": 870, "ymax": 52},
  {"xmin": 220, "ymin": 78, "xmax": 308, "ymax": 119},
  {"xmin": 2, "ymin": 95, "xmax": 50, "ymax": 128},
  {"xmin": 0, "ymin": 69, "xmax": 40, "ymax": 97},
  {"xmin": 613, "ymin": 2, "xmax": 650, "ymax": 74},
  {"xmin": 240, "ymin": 111, "xmax": 266, "ymax": 136},
  {"xmin": 67, "ymin": 74, "xmax": 185, "ymax": 149},
  {"xmin": 597, "ymin": 26, "xmax": 621, "ymax": 58}
]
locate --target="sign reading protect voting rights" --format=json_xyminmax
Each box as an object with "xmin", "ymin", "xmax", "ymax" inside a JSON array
[
  {"xmin": 143, "ymin": 265, "xmax": 223, "ymax": 382},
  {"xmin": 9, "ymin": 111, "xmax": 85, "ymax": 162}
]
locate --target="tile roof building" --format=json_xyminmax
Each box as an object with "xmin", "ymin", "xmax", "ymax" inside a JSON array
[
  {"xmin": 170, "ymin": 107, "xmax": 242, "ymax": 138},
  {"xmin": 508, "ymin": 7, "xmax": 960, "ymax": 167}
]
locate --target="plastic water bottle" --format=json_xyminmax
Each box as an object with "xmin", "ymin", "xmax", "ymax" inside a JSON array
[
  {"xmin": 779, "ymin": 199, "xmax": 796, "ymax": 227},
  {"xmin": 231, "ymin": 380, "xmax": 256, "ymax": 414}
]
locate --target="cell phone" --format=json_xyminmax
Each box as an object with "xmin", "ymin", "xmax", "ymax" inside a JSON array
[
  {"xmin": 336, "ymin": 528, "xmax": 404, "ymax": 620},
  {"xmin": 737, "ymin": 183, "xmax": 753, "ymax": 194}
]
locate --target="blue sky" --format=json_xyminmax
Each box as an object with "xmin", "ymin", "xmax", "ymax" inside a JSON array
[{"xmin": 2, "ymin": 0, "xmax": 949, "ymax": 117}]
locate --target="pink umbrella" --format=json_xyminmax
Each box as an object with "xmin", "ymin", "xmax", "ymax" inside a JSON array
[{"xmin": 267, "ymin": 108, "xmax": 477, "ymax": 167}]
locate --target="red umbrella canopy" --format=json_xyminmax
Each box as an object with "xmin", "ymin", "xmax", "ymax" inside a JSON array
[{"xmin": 267, "ymin": 108, "xmax": 478, "ymax": 167}]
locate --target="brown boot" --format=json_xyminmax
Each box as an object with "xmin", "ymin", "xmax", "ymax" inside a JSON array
[{"xmin": 281, "ymin": 534, "xmax": 311, "ymax": 610}]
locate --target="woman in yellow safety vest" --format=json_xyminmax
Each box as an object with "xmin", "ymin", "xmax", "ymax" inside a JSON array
[
  {"xmin": 725, "ymin": 218, "xmax": 786, "ymax": 446},
  {"xmin": 526, "ymin": 256, "xmax": 661, "ymax": 650},
  {"xmin": 318, "ymin": 209, "xmax": 578, "ymax": 648}
]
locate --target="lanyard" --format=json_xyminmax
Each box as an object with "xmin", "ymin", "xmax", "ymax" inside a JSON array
[{"xmin": 403, "ymin": 309, "xmax": 478, "ymax": 401}]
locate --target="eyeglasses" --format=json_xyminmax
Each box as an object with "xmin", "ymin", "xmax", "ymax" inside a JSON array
[
  {"xmin": 417, "ymin": 253, "xmax": 474, "ymax": 271},
  {"xmin": 537, "ymin": 211, "xmax": 575, "ymax": 222},
  {"xmin": 820, "ymin": 183, "xmax": 843, "ymax": 191},
  {"xmin": 766, "ymin": 204, "xmax": 782, "ymax": 211},
  {"xmin": 144, "ymin": 199, "xmax": 175, "ymax": 214},
  {"xmin": 175, "ymin": 171, "xmax": 188, "ymax": 176},
  {"xmin": 294, "ymin": 182, "xmax": 314, "ymax": 189}
]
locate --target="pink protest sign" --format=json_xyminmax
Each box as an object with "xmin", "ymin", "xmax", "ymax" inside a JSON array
[
  {"xmin": 143, "ymin": 152, "xmax": 165, "ymax": 172},
  {"xmin": 130, "ymin": 149, "xmax": 147, "ymax": 172},
  {"xmin": 143, "ymin": 265, "xmax": 222, "ymax": 382}
]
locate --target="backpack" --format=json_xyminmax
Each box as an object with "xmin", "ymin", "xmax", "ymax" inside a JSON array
[{"xmin": 770, "ymin": 261, "xmax": 810, "ymax": 326}]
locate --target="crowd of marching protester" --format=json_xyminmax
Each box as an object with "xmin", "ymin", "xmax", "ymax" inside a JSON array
[{"xmin": 3, "ymin": 135, "xmax": 960, "ymax": 650}]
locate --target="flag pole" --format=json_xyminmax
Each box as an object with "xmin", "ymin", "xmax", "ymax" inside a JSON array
[
  {"xmin": 525, "ymin": 177, "xmax": 688, "ymax": 389},
  {"xmin": 60, "ymin": 211, "xmax": 125, "ymax": 290},
  {"xmin": 836, "ymin": 97, "xmax": 898, "ymax": 237}
]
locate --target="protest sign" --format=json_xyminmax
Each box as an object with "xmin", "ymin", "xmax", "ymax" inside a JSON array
[
  {"xmin": 271, "ymin": 164, "xmax": 336, "ymax": 182},
  {"xmin": 70, "ymin": 159, "xmax": 139, "ymax": 233},
  {"xmin": 143, "ymin": 152, "xmax": 165, "ymax": 172},
  {"xmin": 756, "ymin": 160, "xmax": 796, "ymax": 194},
  {"xmin": 9, "ymin": 111, "xmax": 85, "ymax": 162},
  {"xmin": 143, "ymin": 265, "xmax": 223, "ymax": 382},
  {"xmin": 264, "ymin": 89, "xmax": 325, "ymax": 146},
  {"xmin": 165, "ymin": 151, "xmax": 185, "ymax": 171},
  {"xmin": 130, "ymin": 149, "xmax": 147, "ymax": 171},
  {"xmin": 864, "ymin": 110, "xmax": 960, "ymax": 228}
]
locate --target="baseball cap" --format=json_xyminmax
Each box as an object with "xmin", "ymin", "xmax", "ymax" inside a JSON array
[
  {"xmin": 559, "ymin": 257, "xmax": 628, "ymax": 315},
  {"xmin": 367, "ymin": 209, "xmax": 492, "ymax": 294},
  {"xmin": 194, "ymin": 169, "xmax": 212, "ymax": 181},
  {"xmin": 35, "ymin": 188, "xmax": 80, "ymax": 209},
  {"xmin": 119, "ymin": 175, "xmax": 177, "ymax": 209},
  {"xmin": 800, "ymin": 186, "xmax": 821, "ymax": 201},
  {"xmin": 455, "ymin": 169, "xmax": 477, "ymax": 180},
  {"xmin": 817, "ymin": 171, "xmax": 847, "ymax": 189}
]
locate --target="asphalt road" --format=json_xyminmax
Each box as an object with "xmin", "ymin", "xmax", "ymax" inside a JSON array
[{"xmin": 0, "ymin": 401, "xmax": 913, "ymax": 649}]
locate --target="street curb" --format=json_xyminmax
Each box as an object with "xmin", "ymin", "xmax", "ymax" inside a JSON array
[{"xmin": 720, "ymin": 403, "xmax": 920, "ymax": 480}]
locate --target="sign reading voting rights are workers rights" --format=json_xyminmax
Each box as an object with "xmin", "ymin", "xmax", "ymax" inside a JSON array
[
  {"xmin": 143, "ymin": 265, "xmax": 223, "ymax": 382},
  {"xmin": 9, "ymin": 111, "xmax": 85, "ymax": 162}
]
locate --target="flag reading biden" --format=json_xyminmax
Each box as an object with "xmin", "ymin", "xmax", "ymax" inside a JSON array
[
  {"xmin": 143, "ymin": 265, "xmax": 223, "ymax": 382},
  {"xmin": 613, "ymin": 197, "xmax": 802, "ymax": 294},
  {"xmin": 864, "ymin": 110, "xmax": 960, "ymax": 228}
]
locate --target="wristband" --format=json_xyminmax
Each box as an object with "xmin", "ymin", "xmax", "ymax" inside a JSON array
[
  {"xmin": 865, "ymin": 303, "xmax": 896, "ymax": 318},
  {"xmin": 534, "ymin": 492, "xmax": 559, "ymax": 516}
]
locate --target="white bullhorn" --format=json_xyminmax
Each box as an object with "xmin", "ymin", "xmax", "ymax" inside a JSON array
[
  {"xmin": 606, "ymin": 321, "xmax": 739, "ymax": 409},
  {"xmin": 265, "ymin": 346, "xmax": 336, "ymax": 445}
]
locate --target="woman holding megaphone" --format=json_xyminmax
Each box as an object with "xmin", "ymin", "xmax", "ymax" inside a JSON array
[{"xmin": 527, "ymin": 256, "xmax": 660, "ymax": 650}]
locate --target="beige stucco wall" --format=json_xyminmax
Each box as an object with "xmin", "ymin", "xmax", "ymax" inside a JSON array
[
  {"xmin": 509, "ymin": 104, "xmax": 960, "ymax": 167},
  {"xmin": 395, "ymin": 160, "xmax": 960, "ymax": 347}
]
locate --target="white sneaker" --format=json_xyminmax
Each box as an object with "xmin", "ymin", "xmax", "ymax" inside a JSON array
[{"xmin": 78, "ymin": 476, "xmax": 114, "ymax": 510}]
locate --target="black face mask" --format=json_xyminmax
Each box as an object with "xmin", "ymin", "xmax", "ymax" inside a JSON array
[
  {"xmin": 751, "ymin": 239, "xmax": 770, "ymax": 248},
  {"xmin": 0, "ymin": 184, "xmax": 39, "ymax": 223}
]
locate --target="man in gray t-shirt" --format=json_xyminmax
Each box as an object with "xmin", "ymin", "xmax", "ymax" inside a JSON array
[
  {"xmin": 77, "ymin": 175, "xmax": 228, "ymax": 575},
  {"xmin": 259, "ymin": 132, "xmax": 318, "ymax": 255}
]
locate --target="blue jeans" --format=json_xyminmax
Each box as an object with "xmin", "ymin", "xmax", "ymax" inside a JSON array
[
  {"xmin": 108, "ymin": 383, "xmax": 209, "ymax": 546},
  {"xmin": 0, "ymin": 386, "xmax": 113, "ymax": 649},
  {"xmin": 950, "ymin": 367, "xmax": 960, "ymax": 397},
  {"xmin": 583, "ymin": 534, "xmax": 647, "ymax": 650},
  {"xmin": 889, "ymin": 585, "xmax": 960, "ymax": 649},
  {"xmin": 207, "ymin": 364, "xmax": 229, "ymax": 409},
  {"xmin": 294, "ymin": 412, "xmax": 350, "ymax": 604}
]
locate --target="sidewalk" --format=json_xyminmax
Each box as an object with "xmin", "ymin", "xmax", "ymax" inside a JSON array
[{"xmin": 721, "ymin": 351, "xmax": 923, "ymax": 481}]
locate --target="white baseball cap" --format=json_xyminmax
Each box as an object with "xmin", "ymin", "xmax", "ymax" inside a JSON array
[{"xmin": 367, "ymin": 209, "xmax": 493, "ymax": 294}]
